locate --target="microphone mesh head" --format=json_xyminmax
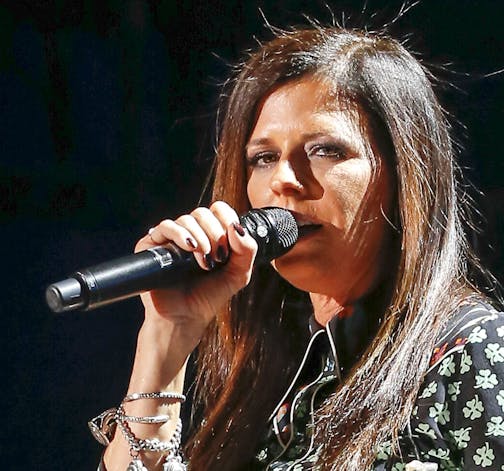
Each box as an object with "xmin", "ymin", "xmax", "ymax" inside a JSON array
[
  {"xmin": 265, "ymin": 207, "xmax": 298, "ymax": 250},
  {"xmin": 241, "ymin": 207, "xmax": 298, "ymax": 263}
]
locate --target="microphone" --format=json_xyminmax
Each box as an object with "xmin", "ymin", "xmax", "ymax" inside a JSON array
[{"xmin": 45, "ymin": 207, "xmax": 298, "ymax": 313}]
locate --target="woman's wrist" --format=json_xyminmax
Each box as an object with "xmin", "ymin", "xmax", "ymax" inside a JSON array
[
  {"xmin": 101, "ymin": 318, "xmax": 195, "ymax": 470},
  {"xmin": 140, "ymin": 312, "xmax": 205, "ymax": 358},
  {"xmin": 127, "ymin": 321, "xmax": 195, "ymax": 394},
  {"xmin": 102, "ymin": 391, "xmax": 185, "ymax": 470}
]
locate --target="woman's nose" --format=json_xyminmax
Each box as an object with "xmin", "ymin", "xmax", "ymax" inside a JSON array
[{"xmin": 269, "ymin": 159, "xmax": 305, "ymax": 196}]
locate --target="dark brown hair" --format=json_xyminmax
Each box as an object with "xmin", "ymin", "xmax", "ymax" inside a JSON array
[{"xmin": 185, "ymin": 26, "xmax": 478, "ymax": 470}]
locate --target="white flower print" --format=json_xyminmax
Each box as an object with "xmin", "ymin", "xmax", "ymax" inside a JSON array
[
  {"xmin": 447, "ymin": 381, "xmax": 462, "ymax": 401},
  {"xmin": 391, "ymin": 463, "xmax": 405, "ymax": 471},
  {"xmin": 463, "ymin": 395, "xmax": 484, "ymax": 420},
  {"xmin": 460, "ymin": 349, "xmax": 472, "ymax": 374},
  {"xmin": 486, "ymin": 416, "xmax": 504, "ymax": 437},
  {"xmin": 428, "ymin": 447, "xmax": 450, "ymax": 460},
  {"xmin": 468, "ymin": 326, "xmax": 487, "ymax": 344},
  {"xmin": 419, "ymin": 381, "xmax": 438, "ymax": 399},
  {"xmin": 429, "ymin": 402, "xmax": 450, "ymax": 425},
  {"xmin": 415, "ymin": 422, "xmax": 436, "ymax": 440},
  {"xmin": 475, "ymin": 369, "xmax": 499, "ymax": 389},
  {"xmin": 497, "ymin": 390, "xmax": 504, "ymax": 412},
  {"xmin": 450, "ymin": 427, "xmax": 471, "ymax": 449},
  {"xmin": 473, "ymin": 442, "xmax": 495, "ymax": 467},
  {"xmin": 438, "ymin": 356, "xmax": 456, "ymax": 377},
  {"xmin": 485, "ymin": 343, "xmax": 504, "ymax": 365},
  {"xmin": 496, "ymin": 325, "xmax": 504, "ymax": 338}
]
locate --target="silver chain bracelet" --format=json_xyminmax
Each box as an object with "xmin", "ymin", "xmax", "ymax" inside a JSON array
[
  {"xmin": 115, "ymin": 414, "xmax": 183, "ymax": 453},
  {"xmin": 116, "ymin": 413, "xmax": 186, "ymax": 470},
  {"xmin": 89, "ymin": 391, "xmax": 187, "ymax": 471}
]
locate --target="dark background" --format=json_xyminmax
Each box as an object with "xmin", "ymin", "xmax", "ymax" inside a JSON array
[{"xmin": 1, "ymin": 0, "xmax": 502, "ymax": 469}]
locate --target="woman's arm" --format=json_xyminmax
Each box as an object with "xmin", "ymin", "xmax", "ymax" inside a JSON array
[{"xmin": 102, "ymin": 201, "xmax": 258, "ymax": 470}]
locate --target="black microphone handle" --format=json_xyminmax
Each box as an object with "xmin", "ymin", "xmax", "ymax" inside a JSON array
[
  {"xmin": 45, "ymin": 207, "xmax": 298, "ymax": 313},
  {"xmin": 45, "ymin": 245, "xmax": 197, "ymax": 313}
]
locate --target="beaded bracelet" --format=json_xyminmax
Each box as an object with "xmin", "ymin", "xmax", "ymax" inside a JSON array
[
  {"xmin": 115, "ymin": 403, "xmax": 171, "ymax": 425},
  {"xmin": 123, "ymin": 391, "xmax": 186, "ymax": 403}
]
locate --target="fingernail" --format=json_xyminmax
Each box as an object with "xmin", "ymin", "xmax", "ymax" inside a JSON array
[
  {"xmin": 232, "ymin": 222, "xmax": 245, "ymax": 237},
  {"xmin": 186, "ymin": 237, "xmax": 197, "ymax": 249},
  {"xmin": 216, "ymin": 245, "xmax": 228, "ymax": 263},
  {"xmin": 204, "ymin": 253, "xmax": 215, "ymax": 270}
]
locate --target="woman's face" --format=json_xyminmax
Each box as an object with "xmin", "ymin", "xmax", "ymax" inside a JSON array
[{"xmin": 246, "ymin": 77, "xmax": 395, "ymax": 305}]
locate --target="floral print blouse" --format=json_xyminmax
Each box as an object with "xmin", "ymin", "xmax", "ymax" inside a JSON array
[{"xmin": 253, "ymin": 302, "xmax": 504, "ymax": 470}]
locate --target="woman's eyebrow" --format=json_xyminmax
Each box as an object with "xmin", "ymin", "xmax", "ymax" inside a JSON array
[
  {"xmin": 302, "ymin": 132, "xmax": 356, "ymax": 149},
  {"xmin": 245, "ymin": 137, "xmax": 275, "ymax": 149},
  {"xmin": 246, "ymin": 133, "xmax": 358, "ymax": 151}
]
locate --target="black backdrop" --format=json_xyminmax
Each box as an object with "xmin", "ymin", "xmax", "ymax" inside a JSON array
[{"xmin": 1, "ymin": 1, "xmax": 503, "ymax": 469}]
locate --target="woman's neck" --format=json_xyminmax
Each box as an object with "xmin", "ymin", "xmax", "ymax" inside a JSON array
[
  {"xmin": 309, "ymin": 280, "xmax": 392, "ymax": 327},
  {"xmin": 309, "ymin": 293, "xmax": 350, "ymax": 326}
]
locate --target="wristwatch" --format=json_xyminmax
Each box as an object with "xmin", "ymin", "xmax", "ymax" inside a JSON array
[{"xmin": 88, "ymin": 408, "xmax": 117, "ymax": 446}]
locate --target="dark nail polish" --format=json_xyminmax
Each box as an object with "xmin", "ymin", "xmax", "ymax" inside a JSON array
[
  {"xmin": 186, "ymin": 237, "xmax": 197, "ymax": 249},
  {"xmin": 233, "ymin": 222, "xmax": 245, "ymax": 237},
  {"xmin": 204, "ymin": 253, "xmax": 215, "ymax": 270},
  {"xmin": 216, "ymin": 245, "xmax": 228, "ymax": 263}
]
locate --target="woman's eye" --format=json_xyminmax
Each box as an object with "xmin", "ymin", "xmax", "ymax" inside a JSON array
[
  {"xmin": 306, "ymin": 144, "xmax": 344, "ymax": 159},
  {"xmin": 246, "ymin": 151, "xmax": 279, "ymax": 167}
]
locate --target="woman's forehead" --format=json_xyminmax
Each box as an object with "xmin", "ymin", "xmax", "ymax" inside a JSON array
[
  {"xmin": 252, "ymin": 78, "xmax": 378, "ymax": 139},
  {"xmin": 259, "ymin": 76, "xmax": 357, "ymax": 110}
]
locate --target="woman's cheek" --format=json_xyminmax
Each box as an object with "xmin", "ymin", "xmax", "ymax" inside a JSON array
[
  {"xmin": 246, "ymin": 174, "xmax": 263, "ymax": 207},
  {"xmin": 247, "ymin": 175, "xmax": 257, "ymax": 206},
  {"xmin": 326, "ymin": 166, "xmax": 372, "ymax": 223}
]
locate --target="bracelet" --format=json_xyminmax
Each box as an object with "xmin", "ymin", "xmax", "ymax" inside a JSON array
[
  {"xmin": 89, "ymin": 391, "xmax": 187, "ymax": 471},
  {"xmin": 124, "ymin": 457, "xmax": 186, "ymax": 471},
  {"xmin": 116, "ymin": 404, "xmax": 170, "ymax": 425},
  {"xmin": 119, "ymin": 391, "xmax": 184, "ymax": 425},
  {"xmin": 88, "ymin": 391, "xmax": 185, "ymax": 447},
  {"xmin": 123, "ymin": 391, "xmax": 186, "ymax": 404},
  {"xmin": 88, "ymin": 408, "xmax": 118, "ymax": 446},
  {"xmin": 116, "ymin": 416, "xmax": 183, "ymax": 453},
  {"xmin": 117, "ymin": 412, "xmax": 171, "ymax": 424}
]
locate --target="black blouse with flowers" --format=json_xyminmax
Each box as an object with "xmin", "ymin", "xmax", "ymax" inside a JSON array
[{"xmin": 251, "ymin": 302, "xmax": 504, "ymax": 470}]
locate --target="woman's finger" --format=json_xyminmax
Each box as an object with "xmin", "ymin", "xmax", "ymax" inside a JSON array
[
  {"xmin": 189, "ymin": 206, "xmax": 230, "ymax": 265},
  {"xmin": 149, "ymin": 218, "xmax": 199, "ymax": 251},
  {"xmin": 209, "ymin": 201, "xmax": 241, "ymax": 259}
]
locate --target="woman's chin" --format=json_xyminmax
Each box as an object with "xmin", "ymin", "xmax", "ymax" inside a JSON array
[{"xmin": 272, "ymin": 257, "xmax": 328, "ymax": 292}]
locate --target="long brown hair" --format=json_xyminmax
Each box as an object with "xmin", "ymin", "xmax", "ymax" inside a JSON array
[{"xmin": 185, "ymin": 27, "xmax": 479, "ymax": 470}]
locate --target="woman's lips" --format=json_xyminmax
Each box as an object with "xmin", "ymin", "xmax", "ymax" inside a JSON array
[
  {"xmin": 286, "ymin": 210, "xmax": 323, "ymax": 239},
  {"xmin": 288, "ymin": 210, "xmax": 321, "ymax": 225},
  {"xmin": 297, "ymin": 223, "xmax": 322, "ymax": 238}
]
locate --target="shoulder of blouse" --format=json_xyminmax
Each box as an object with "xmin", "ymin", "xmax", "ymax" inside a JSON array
[{"xmin": 427, "ymin": 300, "xmax": 503, "ymax": 373}]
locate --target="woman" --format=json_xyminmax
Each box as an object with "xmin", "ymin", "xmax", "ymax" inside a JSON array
[{"xmin": 95, "ymin": 26, "xmax": 504, "ymax": 470}]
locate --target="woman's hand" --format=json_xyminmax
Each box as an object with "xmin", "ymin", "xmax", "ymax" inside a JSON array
[
  {"xmin": 103, "ymin": 202, "xmax": 257, "ymax": 471},
  {"xmin": 135, "ymin": 201, "xmax": 257, "ymax": 336}
]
